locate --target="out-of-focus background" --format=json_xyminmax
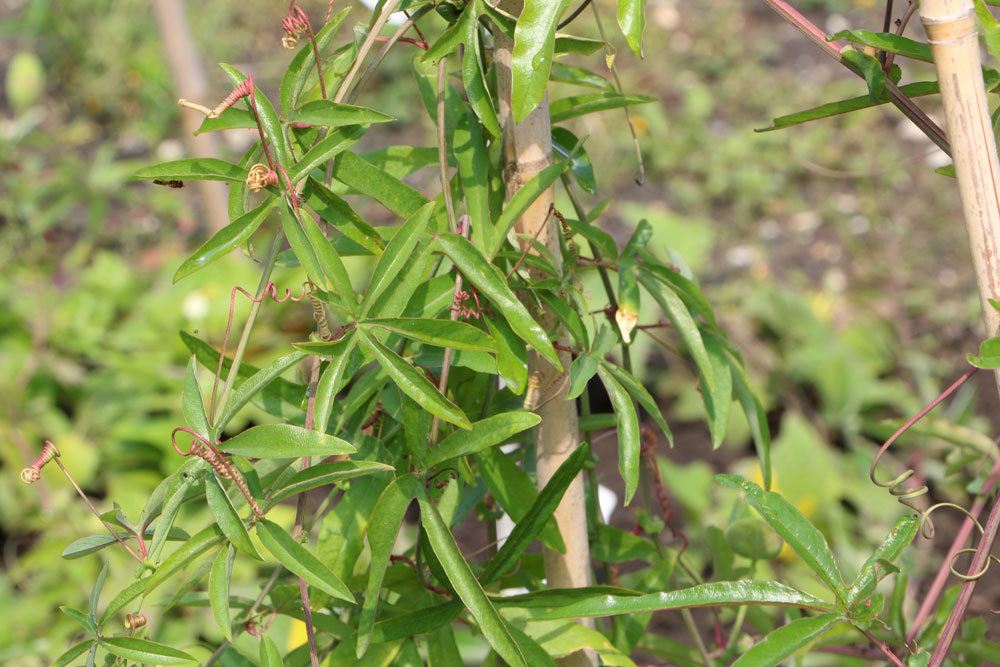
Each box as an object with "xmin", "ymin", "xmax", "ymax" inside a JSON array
[{"xmin": 2, "ymin": 0, "xmax": 997, "ymax": 662}]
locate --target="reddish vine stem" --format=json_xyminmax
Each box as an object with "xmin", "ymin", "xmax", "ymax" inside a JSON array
[{"xmin": 860, "ymin": 628, "xmax": 905, "ymax": 667}]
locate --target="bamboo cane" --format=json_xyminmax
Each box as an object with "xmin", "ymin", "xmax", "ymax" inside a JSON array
[
  {"xmin": 494, "ymin": 5, "xmax": 596, "ymax": 666},
  {"xmin": 920, "ymin": 0, "xmax": 1000, "ymax": 662}
]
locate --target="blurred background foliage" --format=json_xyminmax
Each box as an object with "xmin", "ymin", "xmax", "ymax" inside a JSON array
[{"xmin": 2, "ymin": 0, "xmax": 998, "ymax": 662}]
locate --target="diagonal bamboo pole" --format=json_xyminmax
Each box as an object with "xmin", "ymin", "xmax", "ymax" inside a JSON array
[
  {"xmin": 493, "ymin": 4, "xmax": 596, "ymax": 666},
  {"xmin": 920, "ymin": 0, "xmax": 1000, "ymax": 662}
]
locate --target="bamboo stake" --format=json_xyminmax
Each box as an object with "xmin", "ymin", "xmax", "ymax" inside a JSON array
[
  {"xmin": 494, "ymin": 5, "xmax": 596, "ymax": 666},
  {"xmin": 920, "ymin": 0, "xmax": 1000, "ymax": 662},
  {"xmin": 921, "ymin": 0, "xmax": 1000, "ymax": 378}
]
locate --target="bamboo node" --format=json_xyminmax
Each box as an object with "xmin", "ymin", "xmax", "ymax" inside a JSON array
[{"xmin": 922, "ymin": 14, "xmax": 977, "ymax": 44}]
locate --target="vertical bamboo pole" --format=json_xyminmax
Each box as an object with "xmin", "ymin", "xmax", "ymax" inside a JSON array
[
  {"xmin": 494, "ymin": 5, "xmax": 596, "ymax": 666},
  {"xmin": 921, "ymin": 0, "xmax": 1000, "ymax": 662}
]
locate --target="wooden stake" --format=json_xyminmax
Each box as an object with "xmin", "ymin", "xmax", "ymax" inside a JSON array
[
  {"xmin": 921, "ymin": 1, "xmax": 1000, "ymax": 663},
  {"xmin": 494, "ymin": 4, "xmax": 596, "ymax": 665}
]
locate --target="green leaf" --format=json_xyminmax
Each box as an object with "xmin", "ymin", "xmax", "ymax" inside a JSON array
[
  {"xmin": 205, "ymin": 475, "xmax": 261, "ymax": 559},
  {"xmin": 728, "ymin": 353, "xmax": 772, "ymax": 490},
  {"xmin": 330, "ymin": 150, "xmax": 428, "ymax": 219},
  {"xmin": 718, "ymin": 475, "xmax": 846, "ymax": 603},
  {"xmin": 537, "ymin": 290, "xmax": 589, "ymax": 348},
  {"xmin": 482, "ymin": 443, "xmax": 589, "ymax": 583},
  {"xmin": 511, "ymin": 0, "xmax": 573, "ymax": 122},
  {"xmin": 260, "ymin": 636, "xmax": 285, "ymax": 667},
  {"xmin": 438, "ymin": 233, "xmax": 560, "ymax": 368},
  {"xmin": 551, "ymin": 62, "xmax": 613, "ymax": 90},
  {"xmin": 486, "ymin": 314, "xmax": 529, "ymax": 394},
  {"xmin": 601, "ymin": 362, "xmax": 672, "ymax": 446},
  {"xmin": 133, "ymin": 158, "xmax": 248, "ymax": 183},
  {"xmin": 287, "ymin": 125, "xmax": 367, "ymax": 184},
  {"xmin": 173, "ymin": 197, "xmax": 276, "ymax": 283},
  {"xmin": 280, "ymin": 10, "xmax": 348, "ymax": 111},
  {"xmin": 702, "ymin": 333, "xmax": 733, "ymax": 449},
  {"xmin": 758, "ymin": 80, "xmax": 939, "ymax": 132},
  {"xmin": 215, "ymin": 350, "xmax": 307, "ymax": 431},
  {"xmin": 313, "ymin": 335, "xmax": 360, "ymax": 434},
  {"xmin": 847, "ymin": 515, "xmax": 918, "ymax": 606},
  {"xmin": 101, "ymin": 637, "xmax": 196, "ymax": 665},
  {"xmin": 303, "ymin": 177, "xmax": 383, "ymax": 254},
  {"xmin": 220, "ymin": 63, "xmax": 290, "ymax": 166},
  {"xmin": 357, "ymin": 328, "xmax": 471, "ymax": 429},
  {"xmin": 195, "ymin": 107, "xmax": 256, "ymax": 134},
  {"xmin": 478, "ymin": 448, "xmax": 565, "ymax": 552},
  {"xmin": 840, "ymin": 47, "xmax": 887, "ymax": 102},
  {"xmin": 62, "ymin": 529, "xmax": 187, "ymax": 560},
  {"xmin": 209, "ymin": 545, "xmax": 235, "ymax": 640},
  {"xmin": 418, "ymin": 493, "xmax": 529, "ymax": 667},
  {"xmin": 422, "ymin": 3, "xmax": 471, "ymax": 62},
  {"xmin": 551, "ymin": 92, "xmax": 656, "ymax": 123},
  {"xmin": 219, "ymin": 423, "xmax": 356, "ymax": 459},
  {"xmin": 454, "ymin": 112, "xmax": 494, "ymax": 251},
  {"xmin": 280, "ymin": 203, "xmax": 326, "ymax": 288},
  {"xmin": 60, "ymin": 605, "xmax": 96, "ymax": 634},
  {"xmin": 89, "ymin": 561, "xmax": 109, "ymax": 621},
  {"xmin": 103, "ymin": 525, "xmax": 225, "ymax": 622},
  {"xmin": 553, "ymin": 127, "xmax": 596, "ymax": 195},
  {"xmin": 182, "ymin": 357, "xmax": 209, "ymax": 437},
  {"xmin": 53, "ymin": 640, "xmax": 94, "ymax": 667},
  {"xmin": 299, "ymin": 210, "xmax": 354, "ymax": 306},
  {"xmin": 256, "ymin": 519, "xmax": 355, "ymax": 603},
  {"xmin": 732, "ymin": 613, "xmax": 843, "ymax": 667},
  {"xmin": 489, "ymin": 159, "xmax": 572, "ymax": 257},
  {"xmin": 977, "ymin": 0, "xmax": 1000, "ymax": 61},
  {"xmin": 290, "ymin": 99, "xmax": 394, "ymax": 127},
  {"xmin": 463, "ymin": 2, "xmax": 501, "ymax": 139},
  {"xmin": 969, "ymin": 336, "xmax": 1000, "ymax": 368},
  {"xmin": 357, "ymin": 475, "xmax": 419, "ymax": 658},
  {"xmin": 364, "ymin": 318, "xmax": 494, "ymax": 352},
  {"xmin": 618, "ymin": 0, "xmax": 647, "ymax": 56},
  {"xmin": 829, "ymin": 30, "xmax": 932, "ymax": 63},
  {"xmin": 269, "ymin": 460, "xmax": 393, "ymax": 504},
  {"xmin": 361, "ymin": 202, "xmax": 436, "ymax": 314},
  {"xmin": 426, "ymin": 411, "xmax": 542, "ymax": 468},
  {"xmin": 596, "ymin": 365, "xmax": 640, "ymax": 504},
  {"xmin": 529, "ymin": 580, "xmax": 834, "ymax": 620}
]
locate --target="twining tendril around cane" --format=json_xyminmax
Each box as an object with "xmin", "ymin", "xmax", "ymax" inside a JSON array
[
  {"xmin": 172, "ymin": 427, "xmax": 262, "ymax": 519},
  {"xmin": 124, "ymin": 613, "xmax": 147, "ymax": 631}
]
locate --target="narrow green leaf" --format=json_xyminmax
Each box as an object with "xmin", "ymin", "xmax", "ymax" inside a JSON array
[
  {"xmin": 728, "ymin": 354, "xmax": 772, "ymax": 490},
  {"xmin": 205, "ymin": 475, "xmax": 261, "ymax": 559},
  {"xmin": 829, "ymin": 30, "xmax": 932, "ymax": 62},
  {"xmin": 601, "ymin": 362, "xmax": 672, "ymax": 446},
  {"xmin": 422, "ymin": 4, "xmax": 470, "ymax": 62},
  {"xmin": 357, "ymin": 475, "xmax": 419, "ymax": 658},
  {"xmin": 173, "ymin": 198, "xmax": 276, "ymax": 283},
  {"xmin": 639, "ymin": 273, "xmax": 714, "ymax": 395},
  {"xmin": 330, "ymin": 150, "xmax": 428, "ymax": 219},
  {"xmin": 269, "ymin": 460, "xmax": 394, "ymax": 504},
  {"xmin": 182, "ymin": 357, "xmax": 209, "ymax": 437},
  {"xmin": 314, "ymin": 335, "xmax": 360, "ymax": 434},
  {"xmin": 618, "ymin": 0, "xmax": 647, "ymax": 56},
  {"xmin": 426, "ymin": 411, "xmax": 541, "ymax": 469},
  {"xmin": 969, "ymin": 336, "xmax": 1000, "ymax": 368},
  {"xmin": 486, "ymin": 314, "xmax": 529, "ymax": 394},
  {"xmin": 101, "ymin": 637, "xmax": 196, "ymax": 665},
  {"xmin": 219, "ymin": 423, "xmax": 355, "ymax": 459},
  {"xmin": 488, "ymin": 159, "xmax": 572, "ymax": 257},
  {"xmin": 529, "ymin": 580, "xmax": 834, "ymax": 620},
  {"xmin": 215, "ymin": 350, "xmax": 307, "ymax": 431},
  {"xmin": 220, "ymin": 63, "xmax": 290, "ymax": 166},
  {"xmin": 718, "ymin": 475, "xmax": 846, "ymax": 602},
  {"xmin": 552, "ymin": 127, "xmax": 596, "ymax": 195},
  {"xmin": 551, "ymin": 62, "xmax": 613, "ymax": 90},
  {"xmin": 53, "ymin": 640, "xmax": 94, "ymax": 667},
  {"xmin": 418, "ymin": 493, "xmax": 530, "ymax": 667},
  {"xmin": 454, "ymin": 112, "xmax": 494, "ymax": 251},
  {"xmin": 103, "ymin": 525, "xmax": 225, "ymax": 622},
  {"xmin": 537, "ymin": 290, "xmax": 589, "ymax": 348},
  {"xmin": 703, "ymin": 333, "xmax": 733, "ymax": 449},
  {"xmin": 438, "ymin": 233, "xmax": 561, "ymax": 368},
  {"xmin": 840, "ymin": 48, "xmax": 886, "ymax": 103},
  {"xmin": 280, "ymin": 10, "xmax": 347, "ymax": 111},
  {"xmin": 299, "ymin": 209, "xmax": 354, "ymax": 306},
  {"xmin": 364, "ymin": 318, "xmax": 494, "ymax": 352},
  {"xmin": 303, "ymin": 177, "xmax": 384, "ymax": 254},
  {"xmin": 977, "ymin": 0, "xmax": 1000, "ymax": 61},
  {"xmin": 482, "ymin": 443, "xmax": 589, "ymax": 583},
  {"xmin": 357, "ymin": 328, "xmax": 470, "ymax": 429},
  {"xmin": 463, "ymin": 3, "xmax": 501, "ymax": 139},
  {"xmin": 60, "ymin": 606, "xmax": 96, "ymax": 634},
  {"xmin": 260, "ymin": 636, "xmax": 285, "ymax": 667},
  {"xmin": 550, "ymin": 92, "xmax": 656, "ymax": 123},
  {"xmin": 195, "ymin": 107, "xmax": 255, "ymax": 134},
  {"xmin": 287, "ymin": 125, "xmax": 367, "ymax": 184},
  {"xmin": 209, "ymin": 545, "xmax": 235, "ymax": 640},
  {"xmin": 290, "ymin": 99, "xmax": 394, "ymax": 127},
  {"xmin": 256, "ymin": 519, "xmax": 355, "ymax": 603},
  {"xmin": 361, "ymin": 202, "xmax": 436, "ymax": 314},
  {"xmin": 133, "ymin": 158, "xmax": 247, "ymax": 183},
  {"xmin": 847, "ymin": 515, "xmax": 918, "ymax": 606},
  {"xmin": 511, "ymin": 0, "xmax": 573, "ymax": 122},
  {"xmin": 89, "ymin": 561, "xmax": 109, "ymax": 621},
  {"xmin": 596, "ymin": 365, "xmax": 640, "ymax": 504},
  {"xmin": 732, "ymin": 613, "xmax": 843, "ymax": 667},
  {"xmin": 478, "ymin": 448, "xmax": 565, "ymax": 551},
  {"xmin": 758, "ymin": 80, "xmax": 939, "ymax": 132},
  {"xmin": 280, "ymin": 202, "xmax": 326, "ymax": 287}
]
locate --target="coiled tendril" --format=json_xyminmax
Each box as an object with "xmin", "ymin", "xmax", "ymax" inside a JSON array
[
  {"xmin": 172, "ymin": 427, "xmax": 262, "ymax": 519},
  {"xmin": 124, "ymin": 613, "xmax": 147, "ymax": 631},
  {"xmin": 20, "ymin": 440, "xmax": 59, "ymax": 484},
  {"xmin": 870, "ymin": 366, "xmax": 1000, "ymax": 579}
]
